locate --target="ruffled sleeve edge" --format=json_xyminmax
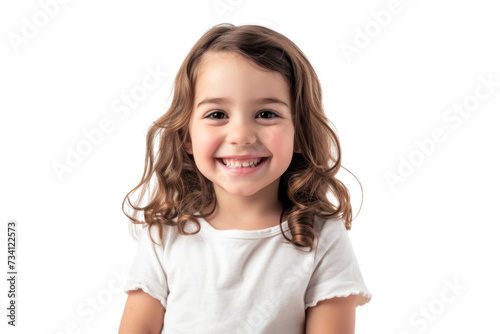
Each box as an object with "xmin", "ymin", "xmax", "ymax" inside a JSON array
[
  {"xmin": 123, "ymin": 283, "xmax": 167, "ymax": 310},
  {"xmin": 305, "ymin": 289, "xmax": 372, "ymax": 309}
]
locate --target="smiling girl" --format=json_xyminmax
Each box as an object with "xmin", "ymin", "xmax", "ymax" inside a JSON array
[{"xmin": 119, "ymin": 23, "xmax": 372, "ymax": 334}]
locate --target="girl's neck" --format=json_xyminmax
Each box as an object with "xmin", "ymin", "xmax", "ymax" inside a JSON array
[{"xmin": 203, "ymin": 185, "xmax": 285, "ymax": 231}]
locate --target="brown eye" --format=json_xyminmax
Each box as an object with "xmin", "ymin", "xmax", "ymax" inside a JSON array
[
  {"xmin": 256, "ymin": 111, "xmax": 278, "ymax": 119},
  {"xmin": 205, "ymin": 111, "xmax": 227, "ymax": 119}
]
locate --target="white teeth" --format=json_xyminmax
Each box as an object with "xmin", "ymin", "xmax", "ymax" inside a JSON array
[{"xmin": 221, "ymin": 158, "xmax": 263, "ymax": 168}]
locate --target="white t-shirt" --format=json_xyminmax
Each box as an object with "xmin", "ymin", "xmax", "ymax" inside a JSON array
[{"xmin": 123, "ymin": 215, "xmax": 372, "ymax": 333}]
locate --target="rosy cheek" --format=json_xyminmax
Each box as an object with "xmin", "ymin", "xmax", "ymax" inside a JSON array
[
  {"xmin": 198, "ymin": 132, "xmax": 214, "ymax": 142},
  {"xmin": 261, "ymin": 128, "xmax": 280, "ymax": 144},
  {"xmin": 195, "ymin": 131, "xmax": 220, "ymax": 152},
  {"xmin": 264, "ymin": 128, "xmax": 294, "ymax": 151}
]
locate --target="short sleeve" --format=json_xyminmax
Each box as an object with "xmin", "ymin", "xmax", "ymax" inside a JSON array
[
  {"xmin": 122, "ymin": 225, "xmax": 169, "ymax": 309},
  {"xmin": 305, "ymin": 218, "xmax": 372, "ymax": 309}
]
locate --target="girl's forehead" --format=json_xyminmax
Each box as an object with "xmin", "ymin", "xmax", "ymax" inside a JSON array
[
  {"xmin": 196, "ymin": 51, "xmax": 262, "ymax": 76},
  {"xmin": 195, "ymin": 51, "xmax": 288, "ymax": 90}
]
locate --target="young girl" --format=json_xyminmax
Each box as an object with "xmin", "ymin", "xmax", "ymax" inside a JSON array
[{"xmin": 118, "ymin": 23, "xmax": 372, "ymax": 334}]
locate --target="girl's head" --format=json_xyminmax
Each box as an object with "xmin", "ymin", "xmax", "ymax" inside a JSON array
[
  {"xmin": 185, "ymin": 50, "xmax": 295, "ymax": 200},
  {"xmin": 123, "ymin": 23, "xmax": 353, "ymax": 252}
]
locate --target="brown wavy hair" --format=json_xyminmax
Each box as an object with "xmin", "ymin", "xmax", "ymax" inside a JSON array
[{"xmin": 122, "ymin": 23, "xmax": 357, "ymax": 252}]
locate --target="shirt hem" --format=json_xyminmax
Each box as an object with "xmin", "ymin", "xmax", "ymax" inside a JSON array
[
  {"xmin": 305, "ymin": 290, "xmax": 372, "ymax": 309},
  {"xmin": 123, "ymin": 283, "xmax": 168, "ymax": 310}
]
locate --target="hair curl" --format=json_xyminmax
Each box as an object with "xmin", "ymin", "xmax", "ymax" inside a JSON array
[{"xmin": 122, "ymin": 23, "xmax": 357, "ymax": 252}]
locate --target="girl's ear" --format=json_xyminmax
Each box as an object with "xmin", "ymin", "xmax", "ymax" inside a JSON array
[{"xmin": 184, "ymin": 136, "xmax": 193, "ymax": 154}]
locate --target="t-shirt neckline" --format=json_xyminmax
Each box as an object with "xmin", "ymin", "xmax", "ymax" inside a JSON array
[{"xmin": 198, "ymin": 216, "xmax": 290, "ymax": 239}]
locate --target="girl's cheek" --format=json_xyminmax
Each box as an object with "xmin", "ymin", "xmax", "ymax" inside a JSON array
[
  {"xmin": 265, "ymin": 128, "xmax": 294, "ymax": 149},
  {"xmin": 262, "ymin": 127, "xmax": 284, "ymax": 142},
  {"xmin": 197, "ymin": 130, "xmax": 222, "ymax": 149}
]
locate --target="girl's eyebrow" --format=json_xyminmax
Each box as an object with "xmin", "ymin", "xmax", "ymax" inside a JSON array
[{"xmin": 196, "ymin": 97, "xmax": 289, "ymax": 109}]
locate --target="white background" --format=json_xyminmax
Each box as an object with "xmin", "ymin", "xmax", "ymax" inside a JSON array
[{"xmin": 1, "ymin": 0, "xmax": 499, "ymax": 333}]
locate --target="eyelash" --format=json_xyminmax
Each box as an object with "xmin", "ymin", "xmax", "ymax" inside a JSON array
[{"xmin": 204, "ymin": 110, "xmax": 279, "ymax": 119}]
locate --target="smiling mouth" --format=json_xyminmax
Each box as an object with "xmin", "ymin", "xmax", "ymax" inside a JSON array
[{"xmin": 218, "ymin": 158, "xmax": 265, "ymax": 168}]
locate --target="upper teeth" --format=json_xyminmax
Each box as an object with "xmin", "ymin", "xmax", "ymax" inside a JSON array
[{"xmin": 222, "ymin": 158, "xmax": 263, "ymax": 168}]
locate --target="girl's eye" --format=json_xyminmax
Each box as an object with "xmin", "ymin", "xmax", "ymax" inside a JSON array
[
  {"xmin": 205, "ymin": 111, "xmax": 227, "ymax": 119},
  {"xmin": 256, "ymin": 111, "xmax": 279, "ymax": 119}
]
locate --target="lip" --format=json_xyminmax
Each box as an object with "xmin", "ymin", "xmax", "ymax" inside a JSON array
[
  {"xmin": 216, "ymin": 155, "xmax": 266, "ymax": 160},
  {"xmin": 216, "ymin": 157, "xmax": 268, "ymax": 175}
]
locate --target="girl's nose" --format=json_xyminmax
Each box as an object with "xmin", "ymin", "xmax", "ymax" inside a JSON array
[{"xmin": 227, "ymin": 120, "xmax": 257, "ymax": 146}]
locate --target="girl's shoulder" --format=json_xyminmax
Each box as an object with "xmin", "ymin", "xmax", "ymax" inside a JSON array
[
  {"xmin": 312, "ymin": 215, "xmax": 352, "ymax": 252},
  {"xmin": 313, "ymin": 215, "xmax": 347, "ymax": 235},
  {"xmin": 135, "ymin": 222, "xmax": 177, "ymax": 247}
]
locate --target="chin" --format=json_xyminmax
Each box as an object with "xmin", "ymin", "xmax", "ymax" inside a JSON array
[
  {"xmin": 225, "ymin": 189, "xmax": 260, "ymax": 197},
  {"xmin": 218, "ymin": 185, "xmax": 263, "ymax": 198}
]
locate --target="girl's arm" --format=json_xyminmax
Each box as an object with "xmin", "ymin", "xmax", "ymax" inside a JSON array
[
  {"xmin": 118, "ymin": 289, "xmax": 165, "ymax": 334},
  {"xmin": 304, "ymin": 295, "xmax": 357, "ymax": 334}
]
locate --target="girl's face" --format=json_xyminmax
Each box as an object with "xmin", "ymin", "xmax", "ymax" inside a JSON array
[{"xmin": 185, "ymin": 51, "xmax": 295, "ymax": 200}]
